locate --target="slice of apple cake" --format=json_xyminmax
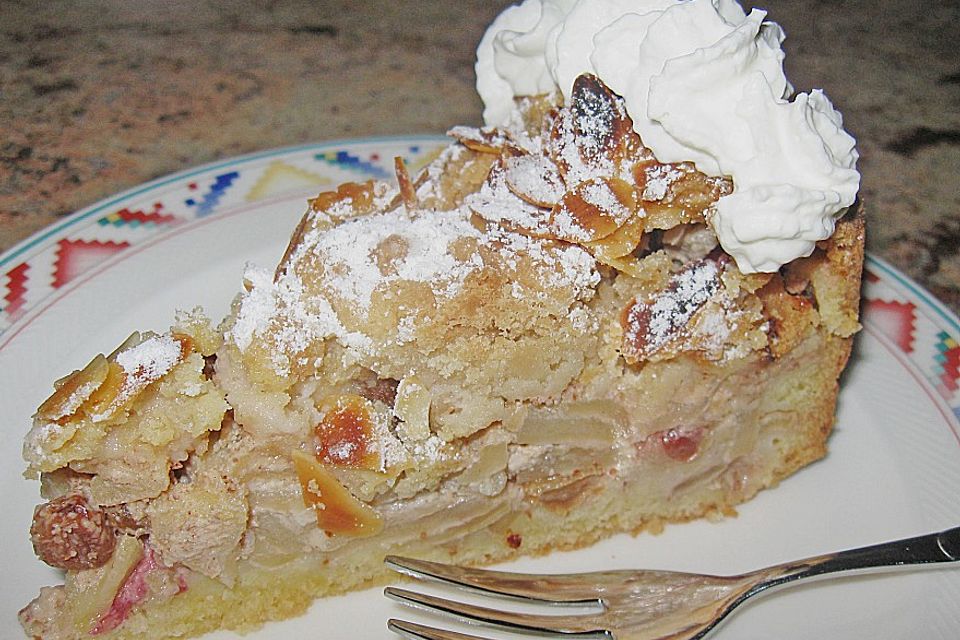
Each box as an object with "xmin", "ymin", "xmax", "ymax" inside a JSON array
[{"xmin": 20, "ymin": 72, "xmax": 862, "ymax": 640}]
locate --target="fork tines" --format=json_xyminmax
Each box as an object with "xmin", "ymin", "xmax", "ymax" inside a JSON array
[
  {"xmin": 387, "ymin": 618, "xmax": 499, "ymax": 640},
  {"xmin": 384, "ymin": 556, "xmax": 610, "ymax": 639},
  {"xmin": 384, "ymin": 556, "xmax": 604, "ymax": 604}
]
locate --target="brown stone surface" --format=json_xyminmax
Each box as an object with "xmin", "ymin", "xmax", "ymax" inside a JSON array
[{"xmin": 1, "ymin": 0, "xmax": 958, "ymax": 313}]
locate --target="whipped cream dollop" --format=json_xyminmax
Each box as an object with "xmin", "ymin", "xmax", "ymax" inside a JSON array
[{"xmin": 476, "ymin": 0, "xmax": 860, "ymax": 273}]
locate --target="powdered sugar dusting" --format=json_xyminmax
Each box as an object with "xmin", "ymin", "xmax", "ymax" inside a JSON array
[
  {"xmin": 371, "ymin": 421, "xmax": 407, "ymax": 471},
  {"xmin": 410, "ymin": 434, "xmax": 445, "ymax": 463},
  {"xmin": 395, "ymin": 313, "xmax": 418, "ymax": 345},
  {"xmin": 80, "ymin": 333, "xmax": 191, "ymax": 420},
  {"xmin": 623, "ymin": 260, "xmax": 721, "ymax": 359},
  {"xmin": 555, "ymin": 102, "xmax": 621, "ymax": 188},
  {"xmin": 582, "ymin": 181, "xmax": 624, "ymax": 220},
  {"xmin": 24, "ymin": 421, "xmax": 71, "ymax": 460},
  {"xmin": 416, "ymin": 143, "xmax": 471, "ymax": 202},
  {"xmin": 225, "ymin": 92, "xmax": 624, "ymax": 377},
  {"xmin": 228, "ymin": 264, "xmax": 368, "ymax": 375},
  {"xmin": 568, "ymin": 305, "xmax": 596, "ymax": 333},
  {"xmin": 490, "ymin": 228, "xmax": 600, "ymax": 298},
  {"xmin": 301, "ymin": 207, "xmax": 485, "ymax": 310},
  {"xmin": 646, "ymin": 261, "xmax": 720, "ymax": 349},
  {"xmin": 54, "ymin": 379, "xmax": 102, "ymax": 420},
  {"xmin": 502, "ymin": 154, "xmax": 565, "ymax": 206},
  {"xmin": 642, "ymin": 164, "xmax": 684, "ymax": 202},
  {"xmin": 326, "ymin": 441, "xmax": 357, "ymax": 464},
  {"xmin": 229, "ymin": 265, "xmax": 281, "ymax": 352},
  {"xmin": 464, "ymin": 163, "xmax": 551, "ymax": 233},
  {"xmin": 573, "ymin": 85, "xmax": 617, "ymax": 157},
  {"xmin": 116, "ymin": 334, "xmax": 182, "ymax": 382},
  {"xmin": 693, "ymin": 304, "xmax": 734, "ymax": 356},
  {"xmin": 229, "ymin": 190, "xmax": 601, "ymax": 376},
  {"xmin": 549, "ymin": 206, "xmax": 592, "ymax": 243}
]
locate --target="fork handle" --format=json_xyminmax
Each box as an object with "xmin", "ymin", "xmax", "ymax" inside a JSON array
[{"xmin": 760, "ymin": 525, "xmax": 960, "ymax": 588}]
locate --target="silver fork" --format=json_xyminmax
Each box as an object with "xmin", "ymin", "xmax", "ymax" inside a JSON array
[{"xmin": 384, "ymin": 525, "xmax": 960, "ymax": 640}]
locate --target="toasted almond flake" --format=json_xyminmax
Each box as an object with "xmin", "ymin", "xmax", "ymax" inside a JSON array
[
  {"xmin": 503, "ymin": 154, "xmax": 565, "ymax": 207},
  {"xmin": 621, "ymin": 260, "xmax": 721, "ymax": 362},
  {"xmin": 465, "ymin": 160, "xmax": 552, "ymax": 235}
]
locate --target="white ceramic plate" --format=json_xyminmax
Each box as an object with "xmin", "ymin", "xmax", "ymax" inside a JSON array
[{"xmin": 2, "ymin": 138, "xmax": 958, "ymax": 639}]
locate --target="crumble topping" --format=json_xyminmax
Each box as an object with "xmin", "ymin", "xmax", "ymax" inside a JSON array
[
  {"xmin": 228, "ymin": 263, "xmax": 364, "ymax": 372},
  {"xmin": 301, "ymin": 208, "xmax": 486, "ymax": 311},
  {"xmin": 230, "ymin": 195, "xmax": 601, "ymax": 377}
]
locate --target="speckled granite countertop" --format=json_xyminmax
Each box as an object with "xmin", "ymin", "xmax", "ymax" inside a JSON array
[{"xmin": 1, "ymin": 0, "xmax": 958, "ymax": 313}]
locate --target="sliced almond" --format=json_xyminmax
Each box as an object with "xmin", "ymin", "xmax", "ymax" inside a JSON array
[
  {"xmin": 447, "ymin": 125, "xmax": 514, "ymax": 155},
  {"xmin": 81, "ymin": 361, "xmax": 127, "ymax": 421},
  {"xmin": 620, "ymin": 259, "xmax": 722, "ymax": 363},
  {"xmin": 569, "ymin": 73, "xmax": 635, "ymax": 163},
  {"xmin": 671, "ymin": 170, "xmax": 733, "ymax": 210},
  {"xmin": 595, "ymin": 254, "xmax": 646, "ymax": 278},
  {"xmin": 394, "ymin": 376, "xmax": 432, "ymax": 441},
  {"xmin": 291, "ymin": 450, "xmax": 384, "ymax": 538},
  {"xmin": 550, "ymin": 176, "xmax": 637, "ymax": 243},
  {"xmin": 583, "ymin": 210, "xmax": 646, "ymax": 261},
  {"xmin": 502, "ymin": 153, "xmax": 566, "ymax": 208},
  {"xmin": 634, "ymin": 160, "xmax": 731, "ymax": 229},
  {"xmin": 468, "ymin": 158, "xmax": 553, "ymax": 237},
  {"xmin": 36, "ymin": 355, "xmax": 110, "ymax": 422},
  {"xmin": 549, "ymin": 74, "xmax": 638, "ymax": 183},
  {"xmin": 394, "ymin": 156, "xmax": 417, "ymax": 210},
  {"xmin": 279, "ymin": 182, "xmax": 381, "ymax": 280},
  {"xmin": 308, "ymin": 180, "xmax": 379, "ymax": 218},
  {"xmin": 86, "ymin": 333, "xmax": 193, "ymax": 422},
  {"xmin": 38, "ymin": 332, "xmax": 192, "ymax": 426},
  {"xmin": 314, "ymin": 394, "xmax": 381, "ymax": 470},
  {"xmin": 642, "ymin": 201, "xmax": 696, "ymax": 231}
]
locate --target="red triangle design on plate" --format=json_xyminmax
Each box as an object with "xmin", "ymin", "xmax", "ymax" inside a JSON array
[
  {"xmin": 941, "ymin": 342, "xmax": 960, "ymax": 394},
  {"xmin": 52, "ymin": 239, "xmax": 130, "ymax": 289},
  {"xmin": 864, "ymin": 298, "xmax": 917, "ymax": 354},
  {"xmin": 3, "ymin": 262, "xmax": 30, "ymax": 317},
  {"xmin": 112, "ymin": 207, "xmax": 179, "ymax": 226}
]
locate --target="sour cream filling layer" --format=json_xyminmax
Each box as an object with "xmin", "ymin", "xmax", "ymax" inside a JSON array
[{"xmin": 476, "ymin": 0, "xmax": 860, "ymax": 273}]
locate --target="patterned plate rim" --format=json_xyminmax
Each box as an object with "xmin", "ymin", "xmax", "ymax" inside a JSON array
[{"xmin": 0, "ymin": 135, "xmax": 449, "ymax": 271}]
